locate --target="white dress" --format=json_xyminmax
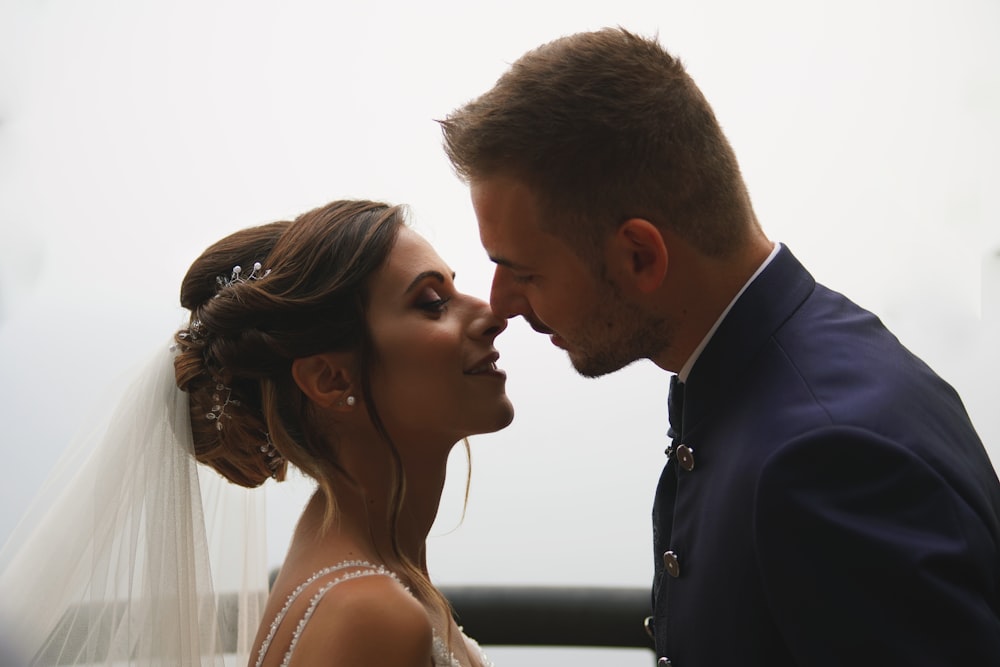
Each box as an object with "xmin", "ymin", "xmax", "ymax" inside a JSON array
[{"xmin": 253, "ymin": 560, "xmax": 494, "ymax": 667}]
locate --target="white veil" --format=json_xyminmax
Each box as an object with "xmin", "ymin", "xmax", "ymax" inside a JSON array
[{"xmin": 0, "ymin": 342, "xmax": 269, "ymax": 666}]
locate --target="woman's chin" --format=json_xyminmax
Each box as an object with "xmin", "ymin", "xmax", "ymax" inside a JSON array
[{"xmin": 467, "ymin": 401, "xmax": 516, "ymax": 437}]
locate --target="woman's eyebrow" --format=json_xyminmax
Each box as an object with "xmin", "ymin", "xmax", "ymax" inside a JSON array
[{"xmin": 403, "ymin": 269, "xmax": 456, "ymax": 295}]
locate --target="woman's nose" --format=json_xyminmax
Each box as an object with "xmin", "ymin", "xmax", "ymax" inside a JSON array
[{"xmin": 471, "ymin": 297, "xmax": 508, "ymax": 340}]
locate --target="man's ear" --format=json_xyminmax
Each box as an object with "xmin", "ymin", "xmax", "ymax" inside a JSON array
[
  {"xmin": 291, "ymin": 353, "xmax": 355, "ymax": 409},
  {"xmin": 610, "ymin": 218, "xmax": 669, "ymax": 293}
]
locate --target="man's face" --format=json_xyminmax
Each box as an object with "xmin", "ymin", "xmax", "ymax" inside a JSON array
[{"xmin": 471, "ymin": 175, "xmax": 669, "ymax": 377}]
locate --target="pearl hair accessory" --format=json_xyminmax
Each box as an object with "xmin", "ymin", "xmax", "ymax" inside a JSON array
[
  {"xmin": 260, "ymin": 433, "xmax": 284, "ymax": 477},
  {"xmin": 215, "ymin": 261, "xmax": 271, "ymax": 294},
  {"xmin": 172, "ymin": 320, "xmax": 205, "ymax": 351},
  {"xmin": 181, "ymin": 260, "xmax": 281, "ymax": 475},
  {"xmin": 205, "ymin": 382, "xmax": 238, "ymax": 430},
  {"xmin": 207, "ymin": 382, "xmax": 284, "ymax": 476}
]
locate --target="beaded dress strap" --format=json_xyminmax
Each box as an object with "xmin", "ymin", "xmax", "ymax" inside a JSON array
[{"xmin": 254, "ymin": 560, "xmax": 402, "ymax": 667}]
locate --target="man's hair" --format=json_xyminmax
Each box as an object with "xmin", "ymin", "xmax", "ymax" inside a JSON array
[{"xmin": 440, "ymin": 27, "xmax": 758, "ymax": 259}]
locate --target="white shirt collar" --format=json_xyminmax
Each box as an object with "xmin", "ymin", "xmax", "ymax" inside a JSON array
[{"xmin": 677, "ymin": 242, "xmax": 781, "ymax": 383}]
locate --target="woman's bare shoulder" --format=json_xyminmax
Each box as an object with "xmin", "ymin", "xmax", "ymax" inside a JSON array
[{"xmin": 293, "ymin": 573, "xmax": 433, "ymax": 666}]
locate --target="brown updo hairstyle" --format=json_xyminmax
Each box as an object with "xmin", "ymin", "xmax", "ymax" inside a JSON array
[
  {"xmin": 172, "ymin": 199, "xmax": 458, "ymax": 621},
  {"xmin": 174, "ymin": 199, "xmax": 403, "ymax": 492}
]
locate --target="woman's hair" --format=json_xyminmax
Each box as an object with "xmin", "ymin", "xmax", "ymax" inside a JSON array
[
  {"xmin": 439, "ymin": 27, "xmax": 758, "ymax": 262},
  {"xmin": 172, "ymin": 199, "xmax": 447, "ymax": 610},
  {"xmin": 174, "ymin": 199, "xmax": 401, "ymax": 492}
]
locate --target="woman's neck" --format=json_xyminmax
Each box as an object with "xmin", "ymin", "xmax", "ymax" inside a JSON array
[{"xmin": 292, "ymin": 442, "xmax": 451, "ymax": 573}]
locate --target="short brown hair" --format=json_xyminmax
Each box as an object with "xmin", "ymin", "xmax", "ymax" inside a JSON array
[{"xmin": 439, "ymin": 27, "xmax": 757, "ymax": 258}]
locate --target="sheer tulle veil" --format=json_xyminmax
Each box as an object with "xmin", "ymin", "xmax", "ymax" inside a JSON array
[{"xmin": 0, "ymin": 341, "xmax": 269, "ymax": 665}]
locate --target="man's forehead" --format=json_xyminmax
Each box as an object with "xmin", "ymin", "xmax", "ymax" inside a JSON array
[{"xmin": 471, "ymin": 174, "xmax": 540, "ymax": 213}]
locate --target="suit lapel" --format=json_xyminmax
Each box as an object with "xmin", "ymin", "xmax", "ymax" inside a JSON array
[{"xmin": 682, "ymin": 246, "xmax": 816, "ymax": 441}]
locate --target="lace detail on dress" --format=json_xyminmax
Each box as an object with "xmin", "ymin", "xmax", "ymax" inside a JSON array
[
  {"xmin": 435, "ymin": 631, "xmax": 496, "ymax": 667},
  {"xmin": 254, "ymin": 560, "xmax": 400, "ymax": 667},
  {"xmin": 256, "ymin": 560, "xmax": 494, "ymax": 667},
  {"xmin": 432, "ymin": 631, "xmax": 463, "ymax": 667}
]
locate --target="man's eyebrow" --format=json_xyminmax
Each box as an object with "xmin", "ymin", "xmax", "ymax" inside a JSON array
[
  {"xmin": 403, "ymin": 270, "xmax": 456, "ymax": 295},
  {"xmin": 489, "ymin": 254, "xmax": 529, "ymax": 270}
]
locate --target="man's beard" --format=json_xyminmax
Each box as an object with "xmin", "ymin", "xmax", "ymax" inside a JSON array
[{"xmin": 569, "ymin": 281, "xmax": 674, "ymax": 378}]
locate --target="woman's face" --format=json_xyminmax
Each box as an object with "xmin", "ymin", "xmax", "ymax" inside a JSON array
[{"xmin": 364, "ymin": 227, "xmax": 514, "ymax": 446}]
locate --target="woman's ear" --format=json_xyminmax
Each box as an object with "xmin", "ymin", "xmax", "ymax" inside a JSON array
[
  {"xmin": 609, "ymin": 218, "xmax": 669, "ymax": 294},
  {"xmin": 291, "ymin": 353, "xmax": 355, "ymax": 409}
]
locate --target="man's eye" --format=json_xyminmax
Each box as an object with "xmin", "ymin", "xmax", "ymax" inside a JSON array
[{"xmin": 512, "ymin": 274, "xmax": 535, "ymax": 285}]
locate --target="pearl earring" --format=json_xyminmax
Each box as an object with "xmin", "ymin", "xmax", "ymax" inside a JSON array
[{"xmin": 345, "ymin": 396, "xmax": 355, "ymax": 407}]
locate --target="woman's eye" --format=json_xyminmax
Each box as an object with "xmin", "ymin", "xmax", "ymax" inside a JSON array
[
  {"xmin": 417, "ymin": 288, "xmax": 450, "ymax": 313},
  {"xmin": 512, "ymin": 274, "xmax": 535, "ymax": 285}
]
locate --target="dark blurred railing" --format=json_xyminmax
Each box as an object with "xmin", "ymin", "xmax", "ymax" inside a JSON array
[{"xmin": 441, "ymin": 585, "xmax": 655, "ymax": 654}]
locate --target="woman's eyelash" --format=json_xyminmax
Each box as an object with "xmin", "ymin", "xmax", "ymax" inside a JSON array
[{"xmin": 418, "ymin": 296, "xmax": 451, "ymax": 312}]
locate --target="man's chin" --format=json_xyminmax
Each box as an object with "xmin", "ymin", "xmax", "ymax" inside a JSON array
[{"xmin": 567, "ymin": 349, "xmax": 634, "ymax": 379}]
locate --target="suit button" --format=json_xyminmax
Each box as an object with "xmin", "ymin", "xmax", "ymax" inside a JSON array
[
  {"xmin": 658, "ymin": 658, "xmax": 672, "ymax": 666},
  {"xmin": 662, "ymin": 550, "xmax": 681, "ymax": 577},
  {"xmin": 675, "ymin": 444, "xmax": 695, "ymax": 471},
  {"xmin": 642, "ymin": 616, "xmax": 656, "ymax": 639},
  {"xmin": 643, "ymin": 615, "xmax": 655, "ymax": 639}
]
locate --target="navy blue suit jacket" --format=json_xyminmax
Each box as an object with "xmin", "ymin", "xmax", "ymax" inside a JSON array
[{"xmin": 651, "ymin": 245, "xmax": 1000, "ymax": 665}]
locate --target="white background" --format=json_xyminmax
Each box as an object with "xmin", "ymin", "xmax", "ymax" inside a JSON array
[{"xmin": 1, "ymin": 1, "xmax": 998, "ymax": 664}]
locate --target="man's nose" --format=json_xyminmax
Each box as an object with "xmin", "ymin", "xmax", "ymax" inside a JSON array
[{"xmin": 489, "ymin": 267, "xmax": 526, "ymax": 320}]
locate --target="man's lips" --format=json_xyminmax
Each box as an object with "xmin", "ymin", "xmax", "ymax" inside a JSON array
[
  {"xmin": 522, "ymin": 315, "xmax": 562, "ymax": 346},
  {"xmin": 518, "ymin": 314, "xmax": 565, "ymax": 348},
  {"xmin": 525, "ymin": 316, "xmax": 554, "ymax": 336}
]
